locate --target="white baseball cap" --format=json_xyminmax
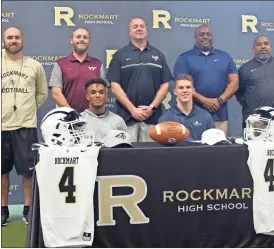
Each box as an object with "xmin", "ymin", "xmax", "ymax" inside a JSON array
[
  {"xmin": 103, "ymin": 130, "xmax": 133, "ymax": 148},
  {"xmin": 201, "ymin": 128, "xmax": 232, "ymax": 145}
]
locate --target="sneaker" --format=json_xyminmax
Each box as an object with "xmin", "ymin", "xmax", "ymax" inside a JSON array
[
  {"xmin": 1, "ymin": 208, "xmax": 10, "ymax": 226},
  {"xmin": 22, "ymin": 206, "xmax": 29, "ymax": 225}
]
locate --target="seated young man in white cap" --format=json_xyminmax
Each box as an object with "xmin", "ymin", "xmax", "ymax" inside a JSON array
[
  {"xmin": 81, "ymin": 77, "xmax": 127, "ymax": 142},
  {"xmin": 159, "ymin": 74, "xmax": 215, "ymax": 141}
]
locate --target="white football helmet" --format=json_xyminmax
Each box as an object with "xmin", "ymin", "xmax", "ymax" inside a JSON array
[
  {"xmin": 40, "ymin": 107, "xmax": 94, "ymax": 146},
  {"xmin": 244, "ymin": 106, "xmax": 274, "ymax": 142}
]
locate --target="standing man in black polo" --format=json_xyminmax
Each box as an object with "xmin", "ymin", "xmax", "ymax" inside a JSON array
[
  {"xmin": 236, "ymin": 35, "xmax": 274, "ymax": 129},
  {"xmin": 107, "ymin": 17, "xmax": 173, "ymax": 142}
]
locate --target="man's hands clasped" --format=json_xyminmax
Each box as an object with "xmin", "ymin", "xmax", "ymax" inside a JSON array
[{"xmin": 130, "ymin": 105, "xmax": 154, "ymax": 121}]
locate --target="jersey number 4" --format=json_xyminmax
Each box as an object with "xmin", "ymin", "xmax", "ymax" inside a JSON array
[
  {"xmin": 58, "ymin": 167, "xmax": 76, "ymax": 203},
  {"xmin": 264, "ymin": 159, "xmax": 274, "ymax": 192}
]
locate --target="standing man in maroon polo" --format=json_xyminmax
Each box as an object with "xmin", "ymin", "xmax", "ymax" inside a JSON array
[{"xmin": 49, "ymin": 27, "xmax": 105, "ymax": 113}]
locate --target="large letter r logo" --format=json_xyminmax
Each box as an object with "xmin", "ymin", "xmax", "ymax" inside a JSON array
[
  {"xmin": 241, "ymin": 15, "xmax": 258, "ymax": 33},
  {"xmin": 54, "ymin": 7, "xmax": 75, "ymax": 27}
]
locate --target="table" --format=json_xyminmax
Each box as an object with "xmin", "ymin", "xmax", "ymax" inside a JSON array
[{"xmin": 26, "ymin": 143, "xmax": 274, "ymax": 247}]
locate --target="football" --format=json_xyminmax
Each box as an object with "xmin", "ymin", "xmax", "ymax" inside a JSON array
[{"xmin": 149, "ymin": 121, "xmax": 190, "ymax": 145}]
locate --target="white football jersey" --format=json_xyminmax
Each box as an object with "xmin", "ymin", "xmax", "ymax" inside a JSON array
[
  {"xmin": 34, "ymin": 144, "xmax": 101, "ymax": 247},
  {"xmin": 246, "ymin": 140, "xmax": 274, "ymax": 235}
]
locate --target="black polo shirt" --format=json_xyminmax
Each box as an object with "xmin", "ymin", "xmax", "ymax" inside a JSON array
[
  {"xmin": 107, "ymin": 42, "xmax": 173, "ymax": 125},
  {"xmin": 236, "ymin": 56, "xmax": 274, "ymax": 120}
]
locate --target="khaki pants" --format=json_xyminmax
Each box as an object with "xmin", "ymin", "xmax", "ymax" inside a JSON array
[
  {"xmin": 127, "ymin": 122, "xmax": 154, "ymax": 142},
  {"xmin": 214, "ymin": 121, "xmax": 228, "ymax": 136}
]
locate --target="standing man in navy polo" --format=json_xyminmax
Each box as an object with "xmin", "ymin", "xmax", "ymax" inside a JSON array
[
  {"xmin": 236, "ymin": 35, "xmax": 274, "ymax": 129},
  {"xmin": 173, "ymin": 25, "xmax": 239, "ymax": 135},
  {"xmin": 107, "ymin": 17, "xmax": 173, "ymax": 142},
  {"xmin": 159, "ymin": 74, "xmax": 215, "ymax": 141},
  {"xmin": 49, "ymin": 27, "xmax": 105, "ymax": 113}
]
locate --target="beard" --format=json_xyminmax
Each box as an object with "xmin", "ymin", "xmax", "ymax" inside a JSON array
[
  {"xmin": 4, "ymin": 42, "xmax": 23, "ymax": 55},
  {"xmin": 256, "ymin": 51, "xmax": 271, "ymax": 60},
  {"xmin": 72, "ymin": 43, "xmax": 88, "ymax": 54}
]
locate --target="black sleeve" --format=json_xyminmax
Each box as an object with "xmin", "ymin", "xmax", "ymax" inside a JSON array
[
  {"xmin": 106, "ymin": 51, "xmax": 121, "ymax": 83},
  {"xmin": 160, "ymin": 53, "xmax": 173, "ymax": 84}
]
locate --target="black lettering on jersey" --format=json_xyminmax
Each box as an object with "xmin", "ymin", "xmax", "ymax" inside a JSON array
[
  {"xmin": 55, "ymin": 157, "xmax": 79, "ymax": 165},
  {"xmin": 59, "ymin": 167, "xmax": 76, "ymax": 203},
  {"xmin": 264, "ymin": 159, "xmax": 274, "ymax": 192}
]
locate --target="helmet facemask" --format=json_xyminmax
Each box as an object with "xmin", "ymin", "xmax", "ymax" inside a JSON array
[
  {"xmin": 41, "ymin": 107, "xmax": 95, "ymax": 146},
  {"xmin": 244, "ymin": 114, "xmax": 273, "ymax": 142}
]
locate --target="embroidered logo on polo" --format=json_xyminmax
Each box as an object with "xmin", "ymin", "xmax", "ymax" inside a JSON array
[
  {"xmin": 251, "ymin": 69, "xmax": 257, "ymax": 72},
  {"xmin": 193, "ymin": 121, "xmax": 202, "ymax": 127},
  {"xmin": 152, "ymin": 55, "xmax": 159, "ymax": 61},
  {"xmin": 88, "ymin": 66, "xmax": 97, "ymax": 71}
]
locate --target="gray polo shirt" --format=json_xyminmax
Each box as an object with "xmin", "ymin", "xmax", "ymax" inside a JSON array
[
  {"xmin": 236, "ymin": 56, "xmax": 274, "ymax": 120},
  {"xmin": 81, "ymin": 108, "xmax": 127, "ymax": 142}
]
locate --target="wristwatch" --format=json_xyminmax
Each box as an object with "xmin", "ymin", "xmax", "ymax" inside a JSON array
[
  {"xmin": 217, "ymin": 97, "xmax": 225, "ymax": 105},
  {"xmin": 149, "ymin": 104, "xmax": 157, "ymax": 112}
]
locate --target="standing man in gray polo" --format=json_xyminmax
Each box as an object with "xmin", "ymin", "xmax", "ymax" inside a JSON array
[
  {"xmin": 236, "ymin": 35, "xmax": 274, "ymax": 129},
  {"xmin": 173, "ymin": 25, "xmax": 239, "ymax": 135},
  {"xmin": 107, "ymin": 16, "xmax": 173, "ymax": 142}
]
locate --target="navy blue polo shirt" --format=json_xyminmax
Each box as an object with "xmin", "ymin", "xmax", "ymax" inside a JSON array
[
  {"xmin": 159, "ymin": 104, "xmax": 215, "ymax": 141},
  {"xmin": 107, "ymin": 42, "xmax": 173, "ymax": 125},
  {"xmin": 173, "ymin": 45, "xmax": 238, "ymax": 121}
]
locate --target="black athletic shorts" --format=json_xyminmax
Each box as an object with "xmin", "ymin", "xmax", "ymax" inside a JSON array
[{"xmin": 1, "ymin": 128, "xmax": 38, "ymax": 177}]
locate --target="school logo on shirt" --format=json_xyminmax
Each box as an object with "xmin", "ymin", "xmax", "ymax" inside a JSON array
[
  {"xmin": 1, "ymin": 71, "xmax": 30, "ymax": 94},
  {"xmin": 241, "ymin": 15, "xmax": 274, "ymax": 33},
  {"xmin": 152, "ymin": 10, "xmax": 211, "ymax": 29}
]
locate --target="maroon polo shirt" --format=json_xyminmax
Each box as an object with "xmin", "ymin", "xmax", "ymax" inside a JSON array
[{"xmin": 56, "ymin": 53, "xmax": 102, "ymax": 112}]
